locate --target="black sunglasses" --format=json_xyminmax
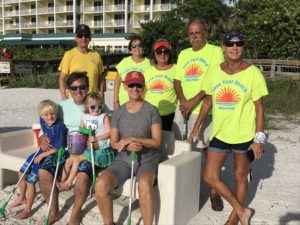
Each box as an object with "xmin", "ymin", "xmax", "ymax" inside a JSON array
[
  {"xmin": 224, "ymin": 41, "xmax": 244, "ymax": 47},
  {"xmin": 77, "ymin": 34, "xmax": 91, "ymax": 39},
  {"xmin": 156, "ymin": 49, "xmax": 170, "ymax": 55},
  {"xmin": 69, "ymin": 84, "xmax": 87, "ymax": 91},
  {"xmin": 131, "ymin": 43, "xmax": 143, "ymax": 49},
  {"xmin": 87, "ymin": 104, "xmax": 103, "ymax": 110},
  {"xmin": 128, "ymin": 83, "xmax": 143, "ymax": 88}
]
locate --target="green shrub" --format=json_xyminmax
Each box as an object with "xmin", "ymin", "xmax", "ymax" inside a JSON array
[
  {"xmin": 7, "ymin": 73, "xmax": 59, "ymax": 89},
  {"xmin": 264, "ymin": 78, "xmax": 300, "ymax": 114}
]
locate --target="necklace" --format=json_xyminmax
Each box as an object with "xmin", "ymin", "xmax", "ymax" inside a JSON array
[{"xmin": 226, "ymin": 60, "xmax": 243, "ymax": 74}]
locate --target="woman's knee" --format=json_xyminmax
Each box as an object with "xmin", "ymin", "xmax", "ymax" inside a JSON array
[{"xmin": 234, "ymin": 168, "xmax": 248, "ymax": 183}]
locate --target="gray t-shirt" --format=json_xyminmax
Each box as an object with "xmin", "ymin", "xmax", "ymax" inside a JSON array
[{"xmin": 111, "ymin": 101, "xmax": 161, "ymax": 163}]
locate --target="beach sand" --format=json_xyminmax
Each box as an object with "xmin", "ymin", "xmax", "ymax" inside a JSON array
[{"xmin": 0, "ymin": 88, "xmax": 299, "ymax": 225}]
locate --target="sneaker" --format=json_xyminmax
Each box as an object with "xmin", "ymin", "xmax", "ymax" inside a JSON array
[{"xmin": 210, "ymin": 194, "xmax": 224, "ymax": 211}]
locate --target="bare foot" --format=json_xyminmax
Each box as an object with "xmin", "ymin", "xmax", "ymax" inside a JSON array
[
  {"xmin": 9, "ymin": 198, "xmax": 26, "ymax": 209},
  {"xmin": 237, "ymin": 208, "xmax": 253, "ymax": 225},
  {"xmin": 224, "ymin": 211, "xmax": 238, "ymax": 225},
  {"xmin": 39, "ymin": 214, "xmax": 60, "ymax": 225},
  {"xmin": 14, "ymin": 209, "xmax": 31, "ymax": 220},
  {"xmin": 56, "ymin": 181, "xmax": 71, "ymax": 191}
]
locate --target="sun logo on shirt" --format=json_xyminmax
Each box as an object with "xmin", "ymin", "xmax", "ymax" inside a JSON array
[
  {"xmin": 185, "ymin": 64, "xmax": 203, "ymax": 77},
  {"xmin": 216, "ymin": 87, "xmax": 240, "ymax": 106},
  {"xmin": 150, "ymin": 79, "xmax": 168, "ymax": 94}
]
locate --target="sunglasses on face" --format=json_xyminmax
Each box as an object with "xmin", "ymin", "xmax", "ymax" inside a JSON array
[
  {"xmin": 87, "ymin": 104, "xmax": 103, "ymax": 110},
  {"xmin": 128, "ymin": 83, "xmax": 143, "ymax": 88},
  {"xmin": 69, "ymin": 84, "xmax": 87, "ymax": 91},
  {"xmin": 131, "ymin": 43, "xmax": 143, "ymax": 49},
  {"xmin": 77, "ymin": 34, "xmax": 91, "ymax": 39},
  {"xmin": 156, "ymin": 49, "xmax": 170, "ymax": 55},
  {"xmin": 224, "ymin": 41, "xmax": 244, "ymax": 47}
]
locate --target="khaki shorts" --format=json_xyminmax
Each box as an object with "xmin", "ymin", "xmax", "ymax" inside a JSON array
[{"xmin": 173, "ymin": 107, "xmax": 212, "ymax": 149}]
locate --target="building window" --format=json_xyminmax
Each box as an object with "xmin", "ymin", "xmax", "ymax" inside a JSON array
[
  {"xmin": 114, "ymin": 46, "xmax": 122, "ymax": 52},
  {"xmin": 95, "ymin": 29, "xmax": 103, "ymax": 34},
  {"xmin": 66, "ymin": 0, "xmax": 73, "ymax": 10},
  {"xmin": 115, "ymin": 0, "xmax": 125, "ymax": 5},
  {"xmin": 48, "ymin": 2, "xmax": 54, "ymax": 8},
  {"xmin": 31, "ymin": 4, "xmax": 36, "ymax": 9},
  {"xmin": 66, "ymin": 28, "xmax": 73, "ymax": 33},
  {"xmin": 48, "ymin": 29, "xmax": 54, "ymax": 33},
  {"xmin": 31, "ymin": 17, "xmax": 36, "ymax": 23},
  {"xmin": 144, "ymin": 14, "xmax": 150, "ymax": 21},
  {"xmin": 94, "ymin": 1, "xmax": 103, "ymax": 7},
  {"xmin": 114, "ymin": 28, "xmax": 124, "ymax": 33},
  {"xmin": 32, "ymin": 30, "xmax": 36, "ymax": 34}
]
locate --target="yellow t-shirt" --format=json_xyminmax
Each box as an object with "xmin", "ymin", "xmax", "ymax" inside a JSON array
[
  {"xmin": 174, "ymin": 44, "xmax": 224, "ymax": 115},
  {"xmin": 144, "ymin": 65, "xmax": 178, "ymax": 116},
  {"xmin": 58, "ymin": 47, "xmax": 104, "ymax": 93},
  {"xmin": 202, "ymin": 64, "xmax": 268, "ymax": 143},
  {"xmin": 116, "ymin": 56, "xmax": 151, "ymax": 105}
]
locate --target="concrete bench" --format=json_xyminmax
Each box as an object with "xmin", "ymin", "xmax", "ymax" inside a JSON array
[{"xmin": 0, "ymin": 129, "xmax": 201, "ymax": 225}]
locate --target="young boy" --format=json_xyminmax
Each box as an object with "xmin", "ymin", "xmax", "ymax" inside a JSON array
[{"xmin": 9, "ymin": 99, "xmax": 67, "ymax": 219}]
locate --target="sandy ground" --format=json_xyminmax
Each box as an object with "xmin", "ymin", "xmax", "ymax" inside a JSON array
[{"xmin": 0, "ymin": 88, "xmax": 300, "ymax": 225}]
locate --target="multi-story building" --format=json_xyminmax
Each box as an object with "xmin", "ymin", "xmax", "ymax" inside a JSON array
[{"xmin": 0, "ymin": 0, "xmax": 175, "ymax": 35}]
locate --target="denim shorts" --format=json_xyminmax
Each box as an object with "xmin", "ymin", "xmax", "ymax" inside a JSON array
[{"xmin": 209, "ymin": 137, "xmax": 253, "ymax": 154}]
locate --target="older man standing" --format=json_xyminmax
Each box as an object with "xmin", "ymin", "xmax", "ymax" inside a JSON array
[
  {"xmin": 58, "ymin": 24, "xmax": 105, "ymax": 100},
  {"xmin": 174, "ymin": 19, "xmax": 224, "ymax": 211}
]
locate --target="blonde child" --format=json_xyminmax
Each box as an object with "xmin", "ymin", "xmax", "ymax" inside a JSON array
[
  {"xmin": 57, "ymin": 92, "xmax": 114, "ymax": 190},
  {"xmin": 10, "ymin": 100, "xmax": 67, "ymax": 219}
]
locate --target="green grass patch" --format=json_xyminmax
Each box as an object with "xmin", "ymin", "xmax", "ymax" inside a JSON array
[
  {"xmin": 7, "ymin": 73, "xmax": 59, "ymax": 89},
  {"xmin": 264, "ymin": 78, "xmax": 300, "ymax": 115}
]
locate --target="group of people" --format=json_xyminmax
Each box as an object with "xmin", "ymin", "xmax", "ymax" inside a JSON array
[{"xmin": 10, "ymin": 20, "xmax": 268, "ymax": 225}]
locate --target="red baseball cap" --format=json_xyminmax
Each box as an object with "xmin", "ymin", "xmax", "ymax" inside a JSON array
[
  {"xmin": 123, "ymin": 71, "xmax": 145, "ymax": 86},
  {"xmin": 153, "ymin": 40, "xmax": 171, "ymax": 51}
]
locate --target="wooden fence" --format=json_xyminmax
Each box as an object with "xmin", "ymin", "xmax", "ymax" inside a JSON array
[{"xmin": 246, "ymin": 59, "xmax": 300, "ymax": 79}]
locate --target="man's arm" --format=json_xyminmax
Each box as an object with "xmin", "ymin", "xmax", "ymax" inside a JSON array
[{"xmin": 59, "ymin": 72, "xmax": 67, "ymax": 100}]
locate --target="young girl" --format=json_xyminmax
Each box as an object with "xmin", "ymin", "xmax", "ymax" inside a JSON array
[
  {"xmin": 57, "ymin": 92, "xmax": 114, "ymax": 191},
  {"xmin": 10, "ymin": 100, "xmax": 67, "ymax": 219}
]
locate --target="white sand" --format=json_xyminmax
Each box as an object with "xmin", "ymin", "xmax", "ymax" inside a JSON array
[{"xmin": 0, "ymin": 88, "xmax": 300, "ymax": 225}]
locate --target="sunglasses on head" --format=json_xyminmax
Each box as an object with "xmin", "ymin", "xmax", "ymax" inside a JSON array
[
  {"xmin": 131, "ymin": 43, "xmax": 143, "ymax": 49},
  {"xmin": 77, "ymin": 34, "xmax": 91, "ymax": 39},
  {"xmin": 69, "ymin": 84, "xmax": 87, "ymax": 91},
  {"xmin": 128, "ymin": 83, "xmax": 143, "ymax": 88},
  {"xmin": 87, "ymin": 104, "xmax": 103, "ymax": 110},
  {"xmin": 224, "ymin": 41, "xmax": 244, "ymax": 47},
  {"xmin": 156, "ymin": 48, "xmax": 170, "ymax": 55}
]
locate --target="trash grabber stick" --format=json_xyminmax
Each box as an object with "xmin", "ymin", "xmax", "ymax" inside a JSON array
[
  {"xmin": 78, "ymin": 127, "xmax": 96, "ymax": 196},
  {"xmin": 0, "ymin": 148, "xmax": 40, "ymax": 215},
  {"xmin": 127, "ymin": 151, "xmax": 136, "ymax": 225},
  {"xmin": 44, "ymin": 147, "xmax": 64, "ymax": 225},
  {"xmin": 182, "ymin": 115, "xmax": 189, "ymax": 141}
]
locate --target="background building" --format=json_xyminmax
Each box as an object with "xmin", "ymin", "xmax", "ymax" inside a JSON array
[{"xmin": 0, "ymin": 0, "xmax": 175, "ymax": 35}]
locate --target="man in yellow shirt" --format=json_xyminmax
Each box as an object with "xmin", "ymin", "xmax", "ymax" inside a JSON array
[
  {"xmin": 58, "ymin": 24, "xmax": 104, "ymax": 100},
  {"xmin": 174, "ymin": 19, "xmax": 224, "ymax": 211}
]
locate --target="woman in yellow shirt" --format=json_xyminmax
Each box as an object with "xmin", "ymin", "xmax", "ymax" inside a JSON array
[
  {"xmin": 144, "ymin": 39, "xmax": 177, "ymax": 131},
  {"xmin": 189, "ymin": 33, "xmax": 268, "ymax": 225}
]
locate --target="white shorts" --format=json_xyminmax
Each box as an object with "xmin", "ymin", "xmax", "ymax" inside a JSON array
[{"xmin": 173, "ymin": 107, "xmax": 212, "ymax": 149}]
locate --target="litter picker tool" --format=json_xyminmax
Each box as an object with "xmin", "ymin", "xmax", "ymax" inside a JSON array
[
  {"xmin": 127, "ymin": 151, "xmax": 136, "ymax": 225},
  {"xmin": 0, "ymin": 148, "xmax": 41, "ymax": 215},
  {"xmin": 44, "ymin": 147, "xmax": 64, "ymax": 225},
  {"xmin": 182, "ymin": 114, "xmax": 190, "ymax": 141},
  {"xmin": 79, "ymin": 127, "xmax": 96, "ymax": 196}
]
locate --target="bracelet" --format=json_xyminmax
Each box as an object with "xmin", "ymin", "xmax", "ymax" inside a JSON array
[{"xmin": 253, "ymin": 131, "xmax": 266, "ymax": 144}]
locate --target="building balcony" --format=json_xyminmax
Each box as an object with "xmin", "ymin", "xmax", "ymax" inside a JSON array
[
  {"xmin": 56, "ymin": 6, "xmax": 73, "ymax": 13},
  {"xmin": 4, "ymin": 0, "xmax": 19, "ymax": 4},
  {"xmin": 84, "ymin": 6, "xmax": 103, "ymax": 13},
  {"xmin": 132, "ymin": 19, "xmax": 148, "ymax": 27},
  {"xmin": 37, "ymin": 7, "xmax": 54, "ymax": 14},
  {"xmin": 37, "ymin": 21, "xmax": 55, "ymax": 28},
  {"xmin": 20, "ymin": 0, "xmax": 36, "ymax": 2},
  {"xmin": 94, "ymin": 21, "xmax": 104, "ymax": 27},
  {"xmin": 56, "ymin": 20, "xmax": 73, "ymax": 27},
  {"xmin": 20, "ymin": 22, "xmax": 36, "ymax": 28},
  {"xmin": 104, "ymin": 4, "xmax": 125, "ymax": 12},
  {"xmin": 133, "ymin": 3, "xmax": 175, "ymax": 12},
  {"xmin": 4, "ymin": 10, "xmax": 19, "ymax": 17},
  {"xmin": 20, "ymin": 8, "xmax": 36, "ymax": 16},
  {"xmin": 104, "ymin": 19, "xmax": 125, "ymax": 27},
  {"xmin": 5, "ymin": 23, "xmax": 19, "ymax": 29}
]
